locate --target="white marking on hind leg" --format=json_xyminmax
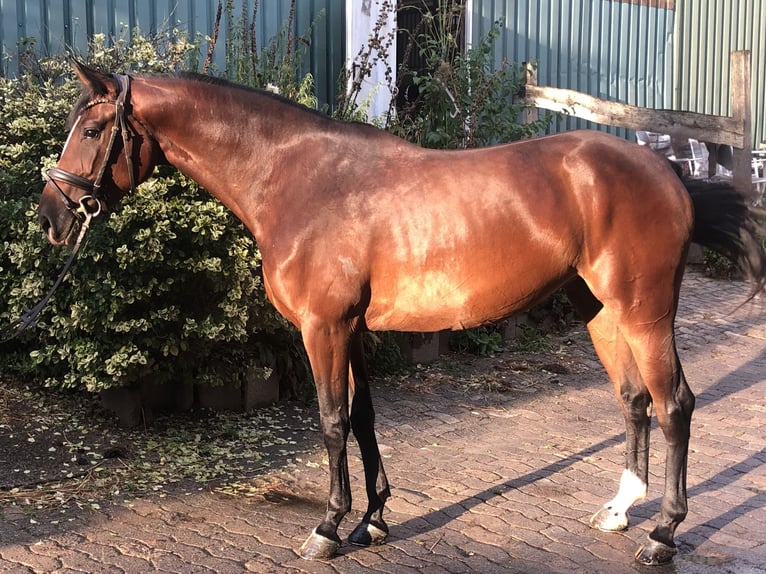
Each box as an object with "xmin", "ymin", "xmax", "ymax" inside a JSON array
[{"xmin": 590, "ymin": 469, "xmax": 647, "ymax": 532}]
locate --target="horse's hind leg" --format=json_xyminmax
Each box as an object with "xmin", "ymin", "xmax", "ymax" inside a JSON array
[
  {"xmin": 587, "ymin": 317, "xmax": 651, "ymax": 531},
  {"xmin": 567, "ymin": 281, "xmax": 651, "ymax": 532},
  {"xmin": 347, "ymin": 328, "xmax": 391, "ymax": 547},
  {"xmin": 570, "ymin": 275, "xmax": 695, "ymax": 565},
  {"xmin": 626, "ymin": 325, "xmax": 694, "ymax": 565}
]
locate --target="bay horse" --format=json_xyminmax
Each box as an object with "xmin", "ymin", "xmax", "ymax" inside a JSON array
[{"xmin": 38, "ymin": 61, "xmax": 766, "ymax": 566}]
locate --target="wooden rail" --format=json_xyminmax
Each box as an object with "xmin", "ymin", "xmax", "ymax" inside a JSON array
[{"xmin": 523, "ymin": 51, "xmax": 753, "ymax": 191}]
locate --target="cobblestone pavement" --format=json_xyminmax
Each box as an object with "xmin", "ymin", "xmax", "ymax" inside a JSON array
[{"xmin": 1, "ymin": 270, "xmax": 764, "ymax": 573}]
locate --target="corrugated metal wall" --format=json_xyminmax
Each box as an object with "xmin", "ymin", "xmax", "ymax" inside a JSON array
[
  {"xmin": 2, "ymin": 1, "xmax": 763, "ymax": 144},
  {"xmin": 0, "ymin": 0, "xmax": 344, "ymax": 109},
  {"xmin": 469, "ymin": 0, "xmax": 675, "ymax": 139},
  {"xmin": 469, "ymin": 0, "xmax": 765, "ymax": 148},
  {"xmin": 675, "ymin": 0, "xmax": 766, "ymax": 148}
]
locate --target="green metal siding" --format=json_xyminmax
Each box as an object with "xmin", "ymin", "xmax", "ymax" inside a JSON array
[
  {"xmin": 3, "ymin": 1, "xmax": 762, "ymax": 143},
  {"xmin": 469, "ymin": 0, "xmax": 675, "ymax": 139},
  {"xmin": 0, "ymin": 0, "xmax": 344, "ymax": 109},
  {"xmin": 675, "ymin": 0, "xmax": 766, "ymax": 148},
  {"xmin": 470, "ymin": 0, "xmax": 764, "ymax": 147}
]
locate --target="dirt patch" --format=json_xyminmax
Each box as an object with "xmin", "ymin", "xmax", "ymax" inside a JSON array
[
  {"xmin": 0, "ymin": 326, "xmax": 598, "ymax": 518},
  {"xmin": 0, "ymin": 375, "xmax": 323, "ymax": 517},
  {"xmin": 382, "ymin": 327, "xmax": 597, "ymax": 397}
]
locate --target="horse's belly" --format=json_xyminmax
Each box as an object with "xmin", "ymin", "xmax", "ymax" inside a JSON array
[{"xmin": 364, "ymin": 266, "xmax": 568, "ymax": 332}]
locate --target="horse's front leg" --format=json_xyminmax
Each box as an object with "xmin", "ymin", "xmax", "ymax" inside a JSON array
[{"xmin": 298, "ymin": 318, "xmax": 353, "ymax": 560}]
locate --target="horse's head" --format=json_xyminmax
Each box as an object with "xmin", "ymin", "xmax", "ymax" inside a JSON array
[{"xmin": 39, "ymin": 60, "xmax": 162, "ymax": 246}]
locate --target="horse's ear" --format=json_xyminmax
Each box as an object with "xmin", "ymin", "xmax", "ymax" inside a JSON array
[{"xmin": 70, "ymin": 58, "xmax": 116, "ymax": 97}]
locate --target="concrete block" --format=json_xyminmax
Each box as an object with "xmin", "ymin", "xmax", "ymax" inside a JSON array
[
  {"xmin": 100, "ymin": 386, "xmax": 143, "ymax": 428},
  {"xmin": 503, "ymin": 313, "xmax": 531, "ymax": 340},
  {"xmin": 397, "ymin": 331, "xmax": 449, "ymax": 364},
  {"xmin": 196, "ymin": 382, "xmax": 243, "ymax": 411},
  {"xmin": 196, "ymin": 368, "xmax": 280, "ymax": 411},
  {"xmin": 243, "ymin": 367, "xmax": 280, "ymax": 409}
]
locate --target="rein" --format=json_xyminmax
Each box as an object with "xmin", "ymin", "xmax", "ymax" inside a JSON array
[
  {"xmin": 1, "ymin": 209, "xmax": 95, "ymax": 341},
  {"xmin": 1, "ymin": 73, "xmax": 134, "ymax": 342}
]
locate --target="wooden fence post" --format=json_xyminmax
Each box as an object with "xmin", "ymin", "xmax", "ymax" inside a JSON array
[
  {"xmin": 522, "ymin": 62, "xmax": 539, "ymax": 128},
  {"xmin": 730, "ymin": 50, "xmax": 753, "ymax": 193},
  {"xmin": 523, "ymin": 50, "xmax": 753, "ymax": 192}
]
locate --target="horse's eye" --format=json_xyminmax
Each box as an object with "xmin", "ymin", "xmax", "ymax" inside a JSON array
[{"xmin": 83, "ymin": 128, "xmax": 101, "ymax": 139}]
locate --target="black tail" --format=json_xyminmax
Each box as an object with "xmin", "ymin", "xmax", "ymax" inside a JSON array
[{"xmin": 683, "ymin": 178, "xmax": 766, "ymax": 299}]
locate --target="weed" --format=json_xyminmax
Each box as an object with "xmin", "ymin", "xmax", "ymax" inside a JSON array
[
  {"xmin": 507, "ymin": 324, "xmax": 552, "ymax": 353},
  {"xmin": 449, "ymin": 327, "xmax": 503, "ymax": 356}
]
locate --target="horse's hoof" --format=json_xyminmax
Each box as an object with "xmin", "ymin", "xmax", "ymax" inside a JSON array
[
  {"xmin": 634, "ymin": 536, "xmax": 677, "ymax": 565},
  {"xmin": 299, "ymin": 528, "xmax": 340, "ymax": 560},
  {"xmin": 589, "ymin": 505, "xmax": 629, "ymax": 532},
  {"xmin": 348, "ymin": 520, "xmax": 389, "ymax": 547}
]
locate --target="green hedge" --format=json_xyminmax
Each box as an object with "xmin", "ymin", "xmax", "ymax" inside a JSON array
[
  {"xmin": 0, "ymin": 35, "xmax": 306, "ymax": 394},
  {"xmin": 2, "ymin": 5, "xmax": 554, "ymax": 397}
]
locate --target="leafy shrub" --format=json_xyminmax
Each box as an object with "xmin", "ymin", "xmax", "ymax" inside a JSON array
[
  {"xmin": 391, "ymin": 3, "xmax": 551, "ymax": 148},
  {"xmin": 0, "ymin": 33, "xmax": 307, "ymax": 394},
  {"xmin": 703, "ymin": 248, "xmax": 741, "ymax": 280}
]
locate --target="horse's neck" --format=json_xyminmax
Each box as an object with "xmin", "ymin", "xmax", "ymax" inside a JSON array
[{"xmin": 135, "ymin": 77, "xmax": 325, "ymax": 242}]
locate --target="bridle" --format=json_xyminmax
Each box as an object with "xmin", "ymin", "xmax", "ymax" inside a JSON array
[
  {"xmin": 1, "ymin": 73, "xmax": 136, "ymax": 341},
  {"xmin": 44, "ymin": 73, "xmax": 136, "ymax": 220}
]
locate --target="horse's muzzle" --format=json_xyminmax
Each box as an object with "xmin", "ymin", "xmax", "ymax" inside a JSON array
[
  {"xmin": 39, "ymin": 212, "xmax": 78, "ymax": 247},
  {"xmin": 38, "ymin": 188, "xmax": 80, "ymax": 247}
]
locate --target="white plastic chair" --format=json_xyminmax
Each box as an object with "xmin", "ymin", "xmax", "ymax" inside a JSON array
[
  {"xmin": 670, "ymin": 138, "xmax": 707, "ymax": 178},
  {"xmin": 636, "ymin": 132, "xmax": 708, "ymax": 178},
  {"xmin": 753, "ymin": 150, "xmax": 766, "ymax": 182}
]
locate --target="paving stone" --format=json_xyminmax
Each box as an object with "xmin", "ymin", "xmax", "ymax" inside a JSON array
[{"xmin": 0, "ymin": 546, "xmax": 62, "ymax": 573}]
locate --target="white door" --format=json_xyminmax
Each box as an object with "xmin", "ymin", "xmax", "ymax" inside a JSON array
[{"xmin": 345, "ymin": 0, "xmax": 397, "ymax": 122}]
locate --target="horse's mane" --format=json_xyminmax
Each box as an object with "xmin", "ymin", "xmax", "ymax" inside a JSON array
[
  {"xmin": 68, "ymin": 69, "xmax": 377, "ymax": 135},
  {"xmin": 168, "ymin": 71, "xmax": 335, "ymax": 121}
]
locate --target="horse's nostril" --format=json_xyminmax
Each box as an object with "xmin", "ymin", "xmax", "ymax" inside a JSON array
[{"xmin": 40, "ymin": 215, "xmax": 52, "ymax": 237}]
